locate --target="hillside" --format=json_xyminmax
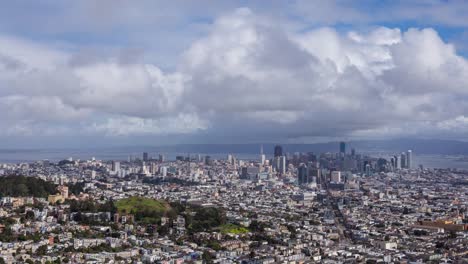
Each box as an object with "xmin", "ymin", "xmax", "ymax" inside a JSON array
[
  {"xmin": 114, "ymin": 197, "xmax": 171, "ymax": 224},
  {"xmin": 0, "ymin": 175, "xmax": 57, "ymax": 198}
]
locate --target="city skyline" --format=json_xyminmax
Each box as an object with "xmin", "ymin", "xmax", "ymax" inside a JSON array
[
  {"xmin": 0, "ymin": 141, "xmax": 466, "ymax": 263},
  {"xmin": 1, "ymin": 2, "xmax": 468, "ymax": 261},
  {"xmin": 1, "ymin": 1, "xmax": 468, "ymax": 147}
]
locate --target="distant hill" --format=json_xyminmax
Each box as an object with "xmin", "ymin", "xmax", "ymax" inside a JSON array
[{"xmin": 133, "ymin": 138, "xmax": 468, "ymax": 155}]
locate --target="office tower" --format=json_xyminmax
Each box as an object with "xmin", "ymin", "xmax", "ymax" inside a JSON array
[
  {"xmin": 150, "ymin": 162, "xmax": 158, "ymax": 174},
  {"xmin": 340, "ymin": 142, "xmax": 346, "ymax": 155},
  {"xmin": 400, "ymin": 152, "xmax": 407, "ymax": 168},
  {"xmin": 143, "ymin": 152, "xmax": 149, "ymax": 162},
  {"xmin": 307, "ymin": 161, "xmax": 320, "ymax": 183},
  {"xmin": 227, "ymin": 154, "xmax": 233, "ymax": 164},
  {"xmin": 158, "ymin": 154, "xmax": 165, "ymax": 163},
  {"xmin": 205, "ymin": 155, "xmax": 212, "ymax": 166},
  {"xmin": 279, "ymin": 156, "xmax": 287, "ymax": 174},
  {"xmin": 393, "ymin": 155, "xmax": 400, "ymax": 169},
  {"xmin": 260, "ymin": 145, "xmax": 266, "ymax": 165},
  {"xmin": 241, "ymin": 166, "xmax": 260, "ymax": 180},
  {"xmin": 406, "ymin": 150, "xmax": 412, "ymax": 169},
  {"xmin": 274, "ymin": 145, "xmax": 283, "ymax": 157},
  {"xmin": 298, "ymin": 164, "xmax": 308, "ymax": 185},
  {"xmin": 160, "ymin": 166, "xmax": 167, "ymax": 178},
  {"xmin": 331, "ymin": 171, "xmax": 341, "ymax": 183},
  {"xmin": 273, "ymin": 156, "xmax": 280, "ymax": 171},
  {"xmin": 365, "ymin": 164, "xmax": 371, "ymax": 176},
  {"xmin": 351, "ymin": 148, "xmax": 356, "ymax": 156},
  {"xmin": 111, "ymin": 161, "xmax": 120, "ymax": 172}
]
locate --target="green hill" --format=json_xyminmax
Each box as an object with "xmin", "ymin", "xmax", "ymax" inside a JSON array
[
  {"xmin": 220, "ymin": 224, "xmax": 249, "ymax": 235},
  {"xmin": 114, "ymin": 197, "xmax": 171, "ymax": 224}
]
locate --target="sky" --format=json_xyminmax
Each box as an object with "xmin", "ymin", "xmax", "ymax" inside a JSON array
[{"xmin": 1, "ymin": 0, "xmax": 468, "ymax": 148}]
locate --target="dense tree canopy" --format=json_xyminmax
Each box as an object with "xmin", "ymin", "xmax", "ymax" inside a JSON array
[{"xmin": 0, "ymin": 175, "xmax": 57, "ymax": 198}]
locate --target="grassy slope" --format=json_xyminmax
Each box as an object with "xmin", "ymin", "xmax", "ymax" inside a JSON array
[
  {"xmin": 114, "ymin": 197, "xmax": 169, "ymax": 215},
  {"xmin": 220, "ymin": 224, "xmax": 249, "ymax": 234}
]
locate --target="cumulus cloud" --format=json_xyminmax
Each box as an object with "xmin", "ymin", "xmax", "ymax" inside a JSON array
[
  {"xmin": 1, "ymin": 8, "xmax": 468, "ymax": 143},
  {"xmin": 91, "ymin": 113, "xmax": 208, "ymax": 136}
]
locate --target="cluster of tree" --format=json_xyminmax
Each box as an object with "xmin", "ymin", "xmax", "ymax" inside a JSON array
[
  {"xmin": 57, "ymin": 159, "xmax": 74, "ymax": 166},
  {"xmin": 202, "ymin": 250, "xmax": 215, "ymax": 263},
  {"xmin": 143, "ymin": 177, "xmax": 199, "ymax": 186},
  {"xmin": 249, "ymin": 220, "xmax": 269, "ymax": 232},
  {"xmin": 64, "ymin": 243, "xmax": 126, "ymax": 254},
  {"xmin": 133, "ymin": 209, "xmax": 164, "ymax": 224},
  {"xmin": 67, "ymin": 182, "xmax": 85, "ymax": 195},
  {"xmin": 185, "ymin": 205, "xmax": 227, "ymax": 233},
  {"xmin": 67, "ymin": 199, "xmax": 117, "ymax": 214},
  {"xmin": 70, "ymin": 212, "xmax": 111, "ymax": 225},
  {"xmin": 0, "ymin": 175, "xmax": 57, "ymax": 198}
]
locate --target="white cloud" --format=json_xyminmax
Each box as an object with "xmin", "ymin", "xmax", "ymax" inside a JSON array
[
  {"xmin": 91, "ymin": 114, "xmax": 208, "ymax": 136},
  {"xmin": 1, "ymin": 8, "xmax": 468, "ymax": 142}
]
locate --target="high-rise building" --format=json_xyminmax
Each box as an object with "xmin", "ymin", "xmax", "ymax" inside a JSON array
[
  {"xmin": 331, "ymin": 171, "xmax": 341, "ymax": 183},
  {"xmin": 279, "ymin": 156, "xmax": 287, "ymax": 174},
  {"xmin": 307, "ymin": 162, "xmax": 320, "ymax": 185},
  {"xmin": 400, "ymin": 152, "xmax": 407, "ymax": 168},
  {"xmin": 260, "ymin": 145, "xmax": 266, "ymax": 165},
  {"xmin": 365, "ymin": 164, "xmax": 371, "ymax": 176},
  {"xmin": 406, "ymin": 150, "xmax": 412, "ymax": 169},
  {"xmin": 297, "ymin": 164, "xmax": 308, "ymax": 185},
  {"xmin": 143, "ymin": 152, "xmax": 149, "ymax": 162},
  {"xmin": 205, "ymin": 155, "xmax": 212, "ymax": 166},
  {"xmin": 274, "ymin": 145, "xmax": 283, "ymax": 157},
  {"xmin": 339, "ymin": 142, "xmax": 346, "ymax": 155},
  {"xmin": 393, "ymin": 155, "xmax": 400, "ymax": 169},
  {"xmin": 241, "ymin": 166, "xmax": 260, "ymax": 180},
  {"xmin": 158, "ymin": 154, "xmax": 165, "ymax": 163},
  {"xmin": 160, "ymin": 166, "xmax": 167, "ymax": 178},
  {"xmin": 111, "ymin": 161, "xmax": 120, "ymax": 172}
]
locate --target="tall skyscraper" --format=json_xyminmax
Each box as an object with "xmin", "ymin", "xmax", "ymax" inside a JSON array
[
  {"xmin": 307, "ymin": 162, "xmax": 320, "ymax": 184},
  {"xmin": 393, "ymin": 155, "xmax": 400, "ymax": 169},
  {"xmin": 205, "ymin": 156, "xmax": 212, "ymax": 166},
  {"xmin": 340, "ymin": 142, "xmax": 346, "ymax": 155},
  {"xmin": 143, "ymin": 152, "xmax": 149, "ymax": 162},
  {"xmin": 406, "ymin": 150, "xmax": 412, "ymax": 169},
  {"xmin": 297, "ymin": 164, "xmax": 308, "ymax": 185},
  {"xmin": 274, "ymin": 145, "xmax": 283, "ymax": 157},
  {"xmin": 260, "ymin": 145, "xmax": 266, "ymax": 165},
  {"xmin": 400, "ymin": 152, "xmax": 407, "ymax": 168},
  {"xmin": 279, "ymin": 156, "xmax": 287, "ymax": 174},
  {"xmin": 111, "ymin": 161, "xmax": 120, "ymax": 172}
]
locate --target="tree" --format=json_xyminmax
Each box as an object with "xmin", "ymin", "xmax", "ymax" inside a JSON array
[
  {"xmin": 36, "ymin": 245, "xmax": 48, "ymax": 256},
  {"xmin": 25, "ymin": 210, "xmax": 35, "ymax": 220},
  {"xmin": 202, "ymin": 250, "xmax": 214, "ymax": 263}
]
